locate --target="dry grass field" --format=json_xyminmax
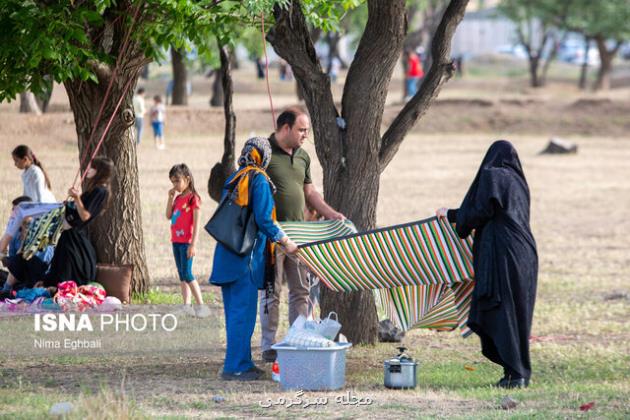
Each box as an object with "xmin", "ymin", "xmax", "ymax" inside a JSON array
[{"xmin": 0, "ymin": 60, "xmax": 629, "ymax": 418}]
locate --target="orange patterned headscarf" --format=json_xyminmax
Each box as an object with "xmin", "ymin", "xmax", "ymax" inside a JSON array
[
  {"xmin": 228, "ymin": 137, "xmax": 278, "ymax": 261},
  {"xmin": 229, "ymin": 137, "xmax": 275, "ymax": 207}
]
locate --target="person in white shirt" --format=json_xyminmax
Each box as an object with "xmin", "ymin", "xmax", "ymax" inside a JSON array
[
  {"xmin": 133, "ymin": 87, "xmax": 146, "ymax": 145},
  {"xmin": 11, "ymin": 145, "xmax": 56, "ymax": 203},
  {"xmin": 150, "ymin": 95, "xmax": 166, "ymax": 150}
]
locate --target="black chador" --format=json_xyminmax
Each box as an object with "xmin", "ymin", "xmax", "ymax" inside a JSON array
[{"xmin": 447, "ymin": 140, "xmax": 538, "ymax": 388}]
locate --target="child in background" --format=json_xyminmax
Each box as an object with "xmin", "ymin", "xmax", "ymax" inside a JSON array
[
  {"xmin": 133, "ymin": 87, "xmax": 146, "ymax": 145},
  {"xmin": 12, "ymin": 145, "xmax": 56, "ymax": 203},
  {"xmin": 1, "ymin": 196, "xmax": 54, "ymax": 292},
  {"xmin": 150, "ymin": 95, "xmax": 166, "ymax": 150},
  {"xmin": 166, "ymin": 164, "xmax": 208, "ymax": 317}
]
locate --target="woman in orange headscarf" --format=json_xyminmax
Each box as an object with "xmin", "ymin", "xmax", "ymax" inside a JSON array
[{"xmin": 210, "ymin": 137, "xmax": 298, "ymax": 381}]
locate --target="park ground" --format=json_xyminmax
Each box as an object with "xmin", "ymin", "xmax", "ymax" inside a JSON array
[{"xmin": 0, "ymin": 57, "xmax": 629, "ymax": 418}]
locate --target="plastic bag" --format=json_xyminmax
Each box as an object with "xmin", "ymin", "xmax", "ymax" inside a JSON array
[
  {"xmin": 282, "ymin": 315, "xmax": 335, "ymax": 348},
  {"xmin": 318, "ymin": 312, "xmax": 341, "ymax": 340}
]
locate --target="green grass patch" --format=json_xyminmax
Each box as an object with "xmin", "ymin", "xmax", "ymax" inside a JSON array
[{"xmin": 132, "ymin": 287, "xmax": 218, "ymax": 305}]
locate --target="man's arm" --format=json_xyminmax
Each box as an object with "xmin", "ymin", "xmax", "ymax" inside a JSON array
[{"xmin": 303, "ymin": 183, "xmax": 345, "ymax": 220}]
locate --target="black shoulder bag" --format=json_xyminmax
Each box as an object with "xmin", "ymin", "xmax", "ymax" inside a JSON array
[{"xmin": 204, "ymin": 174, "xmax": 258, "ymax": 255}]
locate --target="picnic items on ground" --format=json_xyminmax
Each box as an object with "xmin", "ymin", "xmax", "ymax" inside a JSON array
[
  {"xmin": 383, "ymin": 346, "xmax": 418, "ymax": 389},
  {"xmin": 271, "ymin": 312, "xmax": 351, "ymax": 390}
]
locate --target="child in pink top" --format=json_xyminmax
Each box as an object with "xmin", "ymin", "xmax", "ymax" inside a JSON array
[{"xmin": 166, "ymin": 164, "xmax": 207, "ymax": 316}]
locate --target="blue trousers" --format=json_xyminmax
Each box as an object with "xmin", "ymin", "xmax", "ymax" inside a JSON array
[
  {"xmin": 406, "ymin": 77, "xmax": 420, "ymax": 97},
  {"xmin": 172, "ymin": 243, "xmax": 195, "ymax": 282},
  {"xmin": 221, "ymin": 273, "xmax": 258, "ymax": 373}
]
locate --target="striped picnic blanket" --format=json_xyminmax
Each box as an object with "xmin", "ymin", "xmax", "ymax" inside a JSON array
[
  {"xmin": 280, "ymin": 217, "xmax": 475, "ymax": 336},
  {"xmin": 20, "ymin": 206, "xmax": 66, "ymax": 261}
]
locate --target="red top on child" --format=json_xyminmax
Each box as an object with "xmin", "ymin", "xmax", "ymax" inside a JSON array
[
  {"xmin": 170, "ymin": 193, "xmax": 200, "ymax": 243},
  {"xmin": 407, "ymin": 52, "xmax": 424, "ymax": 78}
]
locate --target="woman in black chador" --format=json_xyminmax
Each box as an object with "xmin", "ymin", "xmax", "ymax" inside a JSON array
[{"xmin": 437, "ymin": 140, "xmax": 538, "ymax": 388}]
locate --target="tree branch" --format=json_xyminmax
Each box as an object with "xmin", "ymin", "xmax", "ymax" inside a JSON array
[
  {"xmin": 267, "ymin": 2, "xmax": 325, "ymax": 88},
  {"xmin": 267, "ymin": 1, "xmax": 339, "ymax": 165},
  {"xmin": 341, "ymin": 0, "xmax": 406, "ymax": 157},
  {"xmin": 379, "ymin": 0, "xmax": 469, "ymax": 171}
]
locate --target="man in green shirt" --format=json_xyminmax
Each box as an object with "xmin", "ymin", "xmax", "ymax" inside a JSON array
[{"xmin": 261, "ymin": 108, "xmax": 344, "ymax": 362}]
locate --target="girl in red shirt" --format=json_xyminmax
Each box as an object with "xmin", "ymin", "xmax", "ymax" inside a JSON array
[{"xmin": 166, "ymin": 164, "xmax": 207, "ymax": 316}]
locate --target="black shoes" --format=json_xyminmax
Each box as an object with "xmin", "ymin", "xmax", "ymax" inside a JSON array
[
  {"xmin": 496, "ymin": 376, "xmax": 529, "ymax": 388},
  {"xmin": 262, "ymin": 349, "xmax": 277, "ymax": 363},
  {"xmin": 221, "ymin": 366, "xmax": 264, "ymax": 381}
]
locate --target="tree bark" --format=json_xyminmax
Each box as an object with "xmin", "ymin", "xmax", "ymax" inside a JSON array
[
  {"xmin": 171, "ymin": 47, "xmax": 188, "ymax": 105},
  {"xmin": 593, "ymin": 36, "xmax": 621, "ymax": 91},
  {"xmin": 64, "ymin": 57, "xmax": 150, "ymax": 295},
  {"xmin": 208, "ymin": 45, "xmax": 236, "ymax": 202},
  {"xmin": 19, "ymin": 92, "xmax": 42, "ymax": 114}
]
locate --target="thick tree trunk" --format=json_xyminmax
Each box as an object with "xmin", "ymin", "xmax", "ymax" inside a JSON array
[
  {"xmin": 269, "ymin": 0, "xmax": 468, "ymax": 344},
  {"xmin": 171, "ymin": 47, "xmax": 188, "ymax": 105},
  {"xmin": 19, "ymin": 92, "xmax": 42, "ymax": 114},
  {"xmin": 64, "ymin": 63, "xmax": 150, "ymax": 295},
  {"xmin": 208, "ymin": 45, "xmax": 236, "ymax": 202}
]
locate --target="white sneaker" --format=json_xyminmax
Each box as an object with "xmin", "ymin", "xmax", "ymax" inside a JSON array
[
  {"xmin": 174, "ymin": 305, "xmax": 196, "ymax": 317},
  {"xmin": 194, "ymin": 305, "xmax": 210, "ymax": 318}
]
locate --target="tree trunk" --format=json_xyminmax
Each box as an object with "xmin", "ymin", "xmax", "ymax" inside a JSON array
[
  {"xmin": 208, "ymin": 45, "xmax": 236, "ymax": 202},
  {"xmin": 269, "ymin": 0, "xmax": 468, "ymax": 344},
  {"xmin": 592, "ymin": 36, "xmax": 620, "ymax": 91},
  {"xmin": 64, "ymin": 62, "xmax": 150, "ymax": 295},
  {"xmin": 19, "ymin": 92, "xmax": 42, "ymax": 114},
  {"xmin": 528, "ymin": 55, "xmax": 541, "ymax": 87},
  {"xmin": 269, "ymin": 0, "xmax": 404, "ymax": 345},
  {"xmin": 171, "ymin": 47, "xmax": 188, "ymax": 105},
  {"xmin": 34, "ymin": 76, "xmax": 53, "ymax": 113},
  {"xmin": 209, "ymin": 66, "xmax": 224, "ymax": 108},
  {"xmin": 578, "ymin": 36, "xmax": 591, "ymax": 90}
]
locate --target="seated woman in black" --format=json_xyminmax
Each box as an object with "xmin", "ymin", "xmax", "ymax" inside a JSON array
[
  {"xmin": 41, "ymin": 156, "xmax": 114, "ymax": 287},
  {"xmin": 436, "ymin": 140, "xmax": 538, "ymax": 389}
]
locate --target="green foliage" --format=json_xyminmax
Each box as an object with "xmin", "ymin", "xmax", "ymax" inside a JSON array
[
  {"xmin": 563, "ymin": 0, "xmax": 630, "ymax": 40},
  {"xmin": 302, "ymin": 0, "xmax": 363, "ymax": 33},
  {"xmin": 497, "ymin": 0, "xmax": 562, "ymax": 24},
  {"xmin": 0, "ymin": 1, "xmax": 104, "ymax": 100},
  {"xmin": 0, "ymin": 0, "xmax": 360, "ymax": 101},
  {"xmin": 500, "ymin": 0, "xmax": 630, "ymax": 41}
]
